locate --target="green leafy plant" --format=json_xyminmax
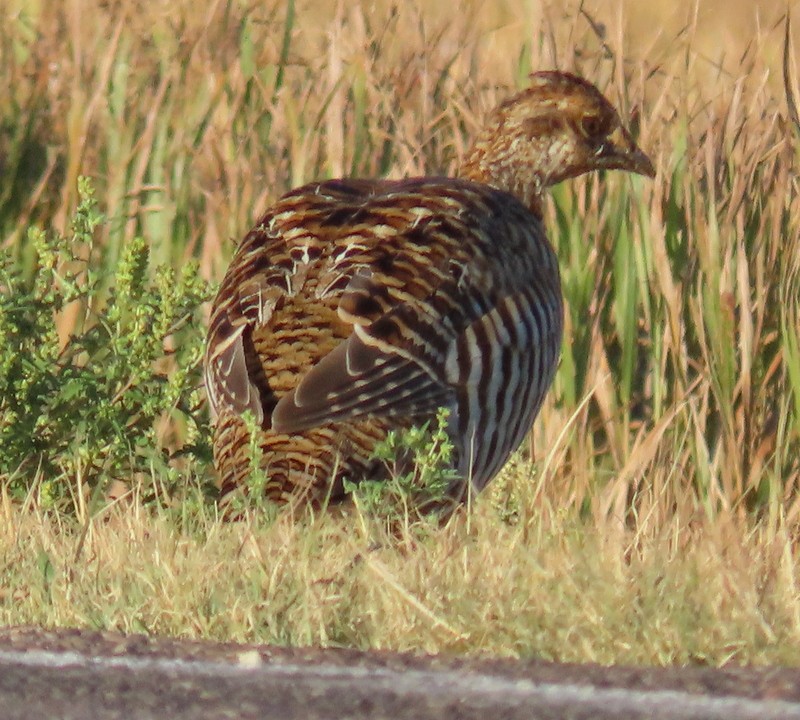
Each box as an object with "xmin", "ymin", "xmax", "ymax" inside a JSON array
[
  {"xmin": 0, "ymin": 177, "xmax": 212, "ymax": 510},
  {"xmin": 217, "ymin": 410, "xmax": 282, "ymax": 523},
  {"xmin": 345, "ymin": 407, "xmax": 459, "ymax": 526}
]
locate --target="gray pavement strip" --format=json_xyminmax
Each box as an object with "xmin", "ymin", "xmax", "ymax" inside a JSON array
[{"xmin": 1, "ymin": 628, "xmax": 799, "ymax": 720}]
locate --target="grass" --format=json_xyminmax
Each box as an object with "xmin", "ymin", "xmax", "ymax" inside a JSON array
[
  {"xmin": 1, "ymin": 0, "xmax": 799, "ymax": 664},
  {"xmin": 3, "ymin": 486, "xmax": 800, "ymax": 664}
]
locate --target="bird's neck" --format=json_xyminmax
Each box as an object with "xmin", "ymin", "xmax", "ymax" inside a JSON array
[{"xmin": 459, "ymin": 143, "xmax": 546, "ymax": 219}]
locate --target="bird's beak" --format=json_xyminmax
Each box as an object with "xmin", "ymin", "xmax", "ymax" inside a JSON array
[{"xmin": 598, "ymin": 125, "xmax": 655, "ymax": 178}]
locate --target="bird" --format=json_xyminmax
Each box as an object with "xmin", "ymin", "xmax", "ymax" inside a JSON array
[{"xmin": 204, "ymin": 71, "xmax": 654, "ymax": 512}]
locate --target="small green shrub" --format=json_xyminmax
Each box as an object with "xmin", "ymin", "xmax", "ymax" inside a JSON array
[
  {"xmin": 346, "ymin": 407, "xmax": 459, "ymax": 527},
  {"xmin": 216, "ymin": 410, "xmax": 282, "ymax": 523},
  {"xmin": 0, "ymin": 178, "xmax": 212, "ymax": 510}
]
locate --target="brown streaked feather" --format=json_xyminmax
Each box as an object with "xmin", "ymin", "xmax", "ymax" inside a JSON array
[
  {"xmin": 272, "ymin": 330, "xmax": 451, "ymax": 434},
  {"xmin": 205, "ymin": 322, "xmax": 264, "ymax": 423}
]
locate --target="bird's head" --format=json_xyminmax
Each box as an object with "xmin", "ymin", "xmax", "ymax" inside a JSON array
[{"xmin": 461, "ymin": 71, "xmax": 655, "ymax": 214}]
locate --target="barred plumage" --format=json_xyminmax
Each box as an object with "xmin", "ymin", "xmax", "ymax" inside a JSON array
[{"xmin": 205, "ymin": 72, "xmax": 654, "ymax": 509}]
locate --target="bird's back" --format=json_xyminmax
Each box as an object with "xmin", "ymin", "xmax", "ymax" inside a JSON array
[{"xmin": 205, "ymin": 176, "xmax": 563, "ymax": 507}]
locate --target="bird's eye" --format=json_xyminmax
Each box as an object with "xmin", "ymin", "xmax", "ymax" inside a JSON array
[{"xmin": 579, "ymin": 114, "xmax": 605, "ymax": 139}]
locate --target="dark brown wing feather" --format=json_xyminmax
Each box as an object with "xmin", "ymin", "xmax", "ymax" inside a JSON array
[
  {"xmin": 271, "ymin": 261, "xmax": 461, "ymax": 433},
  {"xmin": 271, "ymin": 331, "xmax": 450, "ymax": 433}
]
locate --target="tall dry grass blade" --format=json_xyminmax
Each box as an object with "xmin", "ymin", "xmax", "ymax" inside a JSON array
[
  {"xmin": 784, "ymin": 11, "xmax": 800, "ymax": 137},
  {"xmin": 598, "ymin": 378, "xmax": 701, "ymax": 525}
]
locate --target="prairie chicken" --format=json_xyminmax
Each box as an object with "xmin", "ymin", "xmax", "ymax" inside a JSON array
[{"xmin": 205, "ymin": 71, "xmax": 654, "ymax": 510}]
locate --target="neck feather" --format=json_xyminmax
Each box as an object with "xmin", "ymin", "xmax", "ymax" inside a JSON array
[{"xmin": 458, "ymin": 134, "xmax": 548, "ymax": 218}]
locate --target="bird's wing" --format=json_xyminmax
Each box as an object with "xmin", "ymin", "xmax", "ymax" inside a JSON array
[
  {"xmin": 271, "ymin": 269, "xmax": 460, "ymax": 433},
  {"xmin": 204, "ymin": 262, "xmax": 289, "ymax": 424},
  {"xmin": 206, "ymin": 177, "xmax": 549, "ymax": 433},
  {"xmin": 204, "ymin": 180, "xmax": 388, "ymax": 421}
]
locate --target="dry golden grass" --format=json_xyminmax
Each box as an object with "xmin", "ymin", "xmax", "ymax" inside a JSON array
[
  {"xmin": 1, "ymin": 0, "xmax": 799, "ymax": 664},
  {"xmin": 3, "ymin": 484, "xmax": 800, "ymax": 665}
]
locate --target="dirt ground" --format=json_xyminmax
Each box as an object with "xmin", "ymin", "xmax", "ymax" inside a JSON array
[{"xmin": 1, "ymin": 626, "xmax": 799, "ymax": 719}]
